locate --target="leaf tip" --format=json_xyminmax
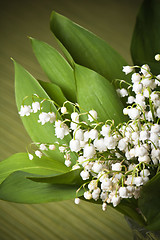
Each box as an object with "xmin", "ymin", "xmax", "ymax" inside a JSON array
[
  {"xmin": 50, "ymin": 11, "xmax": 64, "ymax": 30},
  {"xmin": 10, "ymin": 57, "xmax": 14, "ymax": 62},
  {"xmin": 50, "ymin": 10, "xmax": 58, "ymax": 18},
  {"xmin": 27, "ymin": 36, "xmax": 34, "ymax": 40},
  {"xmin": 50, "ymin": 10, "xmax": 56, "ymax": 23},
  {"xmin": 10, "ymin": 57, "xmax": 17, "ymax": 67}
]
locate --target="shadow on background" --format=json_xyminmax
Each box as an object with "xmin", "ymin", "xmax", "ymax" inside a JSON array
[{"xmin": 0, "ymin": 0, "xmax": 142, "ymax": 239}]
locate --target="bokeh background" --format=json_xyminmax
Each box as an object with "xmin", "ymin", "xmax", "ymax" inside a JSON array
[{"xmin": 0, "ymin": 0, "xmax": 143, "ymax": 239}]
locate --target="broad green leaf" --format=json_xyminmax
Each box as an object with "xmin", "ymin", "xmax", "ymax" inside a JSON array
[
  {"xmin": 81, "ymin": 196, "xmax": 146, "ymax": 227},
  {"xmin": 145, "ymin": 213, "xmax": 160, "ymax": 232},
  {"xmin": 38, "ymin": 80, "xmax": 73, "ymax": 113},
  {"xmin": 30, "ymin": 38, "xmax": 76, "ymax": 102},
  {"xmin": 50, "ymin": 11, "xmax": 130, "ymax": 83},
  {"xmin": 0, "ymin": 153, "xmax": 69, "ymax": 184},
  {"xmin": 138, "ymin": 172, "xmax": 160, "ymax": 231},
  {"xmin": 75, "ymin": 64, "xmax": 127, "ymax": 125},
  {"xmin": 14, "ymin": 60, "xmax": 76, "ymax": 163},
  {"xmin": 56, "ymin": 38, "xmax": 75, "ymax": 68},
  {"xmin": 0, "ymin": 171, "xmax": 83, "ymax": 203},
  {"xmin": 131, "ymin": 0, "xmax": 160, "ymax": 74},
  {"xmin": 28, "ymin": 168, "xmax": 83, "ymax": 185},
  {"xmin": 115, "ymin": 199, "xmax": 146, "ymax": 227}
]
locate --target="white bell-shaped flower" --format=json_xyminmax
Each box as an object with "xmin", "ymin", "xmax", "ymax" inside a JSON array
[
  {"xmin": 49, "ymin": 144, "xmax": 56, "ymax": 150},
  {"xmin": 112, "ymin": 163, "xmax": 122, "ymax": 171},
  {"xmin": 61, "ymin": 106, "xmax": 67, "ymax": 114},
  {"xmin": 80, "ymin": 170, "xmax": 90, "ymax": 180},
  {"xmin": 139, "ymin": 131, "xmax": 149, "ymax": 141},
  {"xmin": 94, "ymin": 138, "xmax": 106, "ymax": 152},
  {"xmin": 118, "ymin": 88, "xmax": 128, "ymax": 97},
  {"xmin": 39, "ymin": 144, "xmax": 47, "ymax": 151},
  {"xmin": 138, "ymin": 155, "xmax": 150, "ymax": 163},
  {"xmin": 128, "ymin": 108, "xmax": 140, "ymax": 120},
  {"xmin": 102, "ymin": 202, "xmax": 107, "ymax": 211},
  {"xmin": 100, "ymin": 125, "xmax": 110, "ymax": 137},
  {"xmin": 104, "ymin": 136, "xmax": 117, "ymax": 149},
  {"xmin": 127, "ymin": 96, "xmax": 135, "ymax": 104},
  {"xmin": 74, "ymin": 129, "xmax": 84, "ymax": 141},
  {"xmin": 38, "ymin": 112, "xmax": 50, "ymax": 125},
  {"xmin": 71, "ymin": 112, "xmax": 79, "ymax": 122},
  {"xmin": 55, "ymin": 127, "xmax": 65, "ymax": 139},
  {"xmin": 35, "ymin": 150, "xmax": 42, "ymax": 158},
  {"xmin": 141, "ymin": 64, "xmax": 150, "ymax": 77},
  {"xmin": 135, "ymin": 145, "xmax": 148, "ymax": 157},
  {"xmin": 100, "ymin": 191, "xmax": 108, "ymax": 201},
  {"xmin": 118, "ymin": 138, "xmax": 127, "ymax": 151},
  {"xmin": 119, "ymin": 187, "xmax": 128, "ymax": 198},
  {"xmin": 65, "ymin": 160, "xmax": 71, "ymax": 167},
  {"xmin": 140, "ymin": 169, "xmax": 150, "ymax": 177},
  {"xmin": 19, "ymin": 105, "xmax": 32, "ymax": 117},
  {"xmin": 48, "ymin": 112, "xmax": 56, "ymax": 123},
  {"xmin": 69, "ymin": 139, "xmax": 81, "ymax": 152},
  {"xmin": 101, "ymin": 178, "xmax": 112, "ymax": 191},
  {"xmin": 122, "ymin": 66, "xmax": 133, "ymax": 75},
  {"xmin": 131, "ymin": 73, "xmax": 141, "ymax": 83},
  {"xmin": 151, "ymin": 124, "xmax": 160, "ymax": 133},
  {"xmin": 89, "ymin": 129, "xmax": 98, "ymax": 140},
  {"xmin": 88, "ymin": 110, "xmax": 97, "ymax": 122},
  {"xmin": 28, "ymin": 153, "xmax": 33, "ymax": 160},
  {"xmin": 111, "ymin": 195, "xmax": 121, "ymax": 207},
  {"xmin": 74, "ymin": 198, "xmax": 80, "ymax": 204},
  {"xmin": 133, "ymin": 176, "xmax": 143, "ymax": 186},
  {"xmin": 132, "ymin": 82, "xmax": 143, "ymax": 94},
  {"xmin": 84, "ymin": 191, "xmax": 92, "ymax": 200},
  {"xmin": 92, "ymin": 188, "xmax": 101, "ymax": 201},
  {"xmin": 92, "ymin": 161, "xmax": 103, "ymax": 173},
  {"xmin": 32, "ymin": 102, "xmax": 40, "ymax": 113},
  {"xmin": 83, "ymin": 144, "xmax": 96, "ymax": 159},
  {"xmin": 88, "ymin": 180, "xmax": 97, "ymax": 191}
]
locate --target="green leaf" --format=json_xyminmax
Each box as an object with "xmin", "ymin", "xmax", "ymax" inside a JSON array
[
  {"xmin": 50, "ymin": 11, "xmax": 130, "ymax": 83},
  {"xmin": 14, "ymin": 60, "xmax": 76, "ymax": 163},
  {"xmin": 145, "ymin": 213, "xmax": 160, "ymax": 232},
  {"xmin": 28, "ymin": 168, "xmax": 83, "ymax": 185},
  {"xmin": 0, "ymin": 153, "xmax": 69, "ymax": 184},
  {"xmin": 81, "ymin": 194, "xmax": 146, "ymax": 227},
  {"xmin": 131, "ymin": 0, "xmax": 160, "ymax": 74},
  {"xmin": 115, "ymin": 199, "xmax": 146, "ymax": 227},
  {"xmin": 0, "ymin": 171, "xmax": 83, "ymax": 203},
  {"xmin": 75, "ymin": 64, "xmax": 127, "ymax": 125},
  {"xmin": 30, "ymin": 38, "xmax": 76, "ymax": 102},
  {"xmin": 138, "ymin": 172, "xmax": 160, "ymax": 231},
  {"xmin": 56, "ymin": 37, "xmax": 75, "ymax": 68},
  {"xmin": 38, "ymin": 80, "xmax": 73, "ymax": 113}
]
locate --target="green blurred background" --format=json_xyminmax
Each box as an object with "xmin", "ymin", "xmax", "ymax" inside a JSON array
[{"xmin": 0, "ymin": 0, "xmax": 143, "ymax": 239}]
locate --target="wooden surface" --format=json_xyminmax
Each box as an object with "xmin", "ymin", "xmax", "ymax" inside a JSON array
[{"xmin": 0, "ymin": 0, "xmax": 143, "ymax": 239}]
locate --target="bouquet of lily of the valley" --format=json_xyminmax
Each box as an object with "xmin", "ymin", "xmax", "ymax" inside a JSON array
[{"xmin": 1, "ymin": 0, "xmax": 160, "ymax": 236}]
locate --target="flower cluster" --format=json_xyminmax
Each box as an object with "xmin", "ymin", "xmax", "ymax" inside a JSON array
[{"xmin": 19, "ymin": 62, "xmax": 160, "ymax": 211}]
